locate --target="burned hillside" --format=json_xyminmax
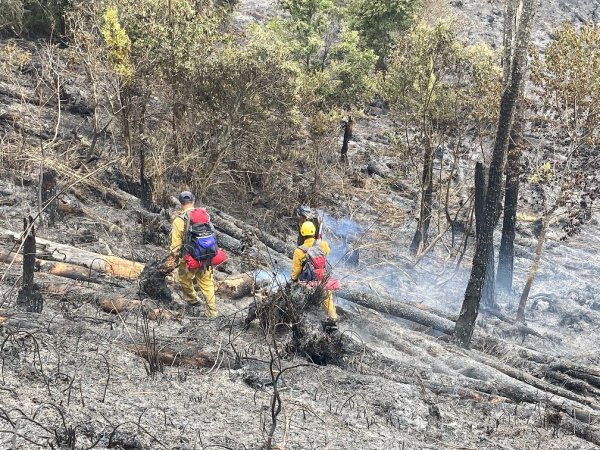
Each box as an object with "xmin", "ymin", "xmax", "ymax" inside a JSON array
[{"xmin": 1, "ymin": 0, "xmax": 600, "ymax": 449}]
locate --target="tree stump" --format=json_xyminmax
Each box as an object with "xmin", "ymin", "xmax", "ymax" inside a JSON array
[
  {"xmin": 41, "ymin": 170, "xmax": 58, "ymax": 224},
  {"xmin": 246, "ymin": 283, "xmax": 325, "ymax": 332},
  {"xmin": 16, "ymin": 217, "xmax": 43, "ymax": 313},
  {"xmin": 138, "ymin": 253, "xmax": 179, "ymax": 302},
  {"xmin": 246, "ymin": 283, "xmax": 347, "ymax": 366}
]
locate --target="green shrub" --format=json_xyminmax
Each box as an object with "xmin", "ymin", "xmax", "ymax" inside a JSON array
[
  {"xmin": 0, "ymin": 0, "xmax": 25, "ymax": 36},
  {"xmin": 0, "ymin": 0, "xmax": 70, "ymax": 37}
]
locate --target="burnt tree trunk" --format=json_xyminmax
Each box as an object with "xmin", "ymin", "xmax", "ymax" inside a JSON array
[
  {"xmin": 16, "ymin": 217, "xmax": 43, "ymax": 313},
  {"xmin": 410, "ymin": 135, "xmax": 434, "ymax": 255},
  {"xmin": 497, "ymin": 108, "xmax": 523, "ymax": 292},
  {"xmin": 474, "ymin": 163, "xmax": 496, "ymax": 309},
  {"xmin": 40, "ymin": 170, "xmax": 58, "ymax": 225},
  {"xmin": 139, "ymin": 139, "xmax": 152, "ymax": 209},
  {"xmin": 340, "ymin": 116, "xmax": 353, "ymax": 163},
  {"xmin": 454, "ymin": 0, "xmax": 534, "ymax": 348},
  {"xmin": 138, "ymin": 253, "xmax": 179, "ymax": 303}
]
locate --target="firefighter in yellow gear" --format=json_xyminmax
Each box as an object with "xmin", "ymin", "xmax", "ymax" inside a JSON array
[
  {"xmin": 291, "ymin": 221, "xmax": 338, "ymax": 321},
  {"xmin": 170, "ymin": 191, "xmax": 217, "ymax": 318}
]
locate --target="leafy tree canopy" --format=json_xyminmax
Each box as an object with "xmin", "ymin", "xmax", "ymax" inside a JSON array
[{"xmin": 349, "ymin": 0, "xmax": 420, "ymax": 68}]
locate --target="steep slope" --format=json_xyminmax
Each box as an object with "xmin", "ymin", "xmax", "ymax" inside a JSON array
[{"xmin": 1, "ymin": 1, "xmax": 600, "ymax": 449}]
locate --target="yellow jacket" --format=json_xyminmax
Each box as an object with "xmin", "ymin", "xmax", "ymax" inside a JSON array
[
  {"xmin": 170, "ymin": 205, "xmax": 194, "ymax": 254},
  {"xmin": 291, "ymin": 237, "xmax": 330, "ymax": 281}
]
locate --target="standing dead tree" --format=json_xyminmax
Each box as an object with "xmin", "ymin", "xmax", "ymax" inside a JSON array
[
  {"xmin": 16, "ymin": 217, "xmax": 43, "ymax": 313},
  {"xmin": 340, "ymin": 116, "xmax": 353, "ymax": 163},
  {"xmin": 474, "ymin": 162, "xmax": 496, "ymax": 309},
  {"xmin": 497, "ymin": 0, "xmax": 525, "ymax": 292},
  {"xmin": 410, "ymin": 134, "xmax": 435, "ymax": 255},
  {"xmin": 454, "ymin": 0, "xmax": 535, "ymax": 348},
  {"xmin": 496, "ymin": 105, "xmax": 523, "ymax": 292},
  {"xmin": 40, "ymin": 169, "xmax": 58, "ymax": 225}
]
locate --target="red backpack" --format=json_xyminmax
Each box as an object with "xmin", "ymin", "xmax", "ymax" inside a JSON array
[{"xmin": 298, "ymin": 240, "xmax": 329, "ymax": 282}]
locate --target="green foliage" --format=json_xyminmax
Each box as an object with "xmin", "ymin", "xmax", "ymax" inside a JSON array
[
  {"xmin": 275, "ymin": 0, "xmax": 377, "ymax": 109},
  {"xmin": 279, "ymin": 0, "xmax": 334, "ymax": 69},
  {"xmin": 101, "ymin": 7, "xmax": 133, "ymax": 82},
  {"xmin": 193, "ymin": 24, "xmax": 300, "ymax": 128},
  {"xmin": 0, "ymin": 0, "xmax": 25, "ymax": 35},
  {"xmin": 0, "ymin": 0, "xmax": 70, "ymax": 36},
  {"xmin": 528, "ymin": 24, "xmax": 600, "ymax": 218},
  {"xmin": 531, "ymin": 23, "xmax": 600, "ymax": 145},
  {"xmin": 382, "ymin": 20, "xmax": 501, "ymax": 130},
  {"xmin": 161, "ymin": 22, "xmax": 303, "ymax": 198},
  {"xmin": 529, "ymin": 162, "xmax": 554, "ymax": 185},
  {"xmin": 25, "ymin": 0, "xmax": 69, "ymax": 36},
  {"xmin": 349, "ymin": 0, "xmax": 419, "ymax": 67},
  {"xmin": 109, "ymin": 0, "xmax": 221, "ymax": 81}
]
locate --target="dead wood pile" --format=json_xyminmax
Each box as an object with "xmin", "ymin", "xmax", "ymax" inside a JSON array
[
  {"xmin": 0, "ymin": 229, "xmax": 144, "ymax": 279},
  {"xmin": 245, "ymin": 283, "xmax": 359, "ymax": 366}
]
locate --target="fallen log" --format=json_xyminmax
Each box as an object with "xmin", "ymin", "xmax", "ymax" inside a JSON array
[
  {"xmin": 549, "ymin": 364, "xmax": 600, "ymax": 391},
  {"xmin": 424, "ymin": 382, "xmax": 511, "ymax": 404},
  {"xmin": 216, "ymin": 232, "xmax": 244, "ymax": 254},
  {"xmin": 337, "ymin": 288, "xmax": 456, "ymax": 335},
  {"xmin": 146, "ymin": 308, "xmax": 181, "ymax": 321},
  {"xmin": 463, "ymin": 348, "xmax": 599, "ymax": 410},
  {"xmin": 1, "ymin": 251, "xmax": 103, "ymax": 284},
  {"xmin": 99, "ymin": 296, "xmax": 142, "ymax": 313},
  {"xmin": 557, "ymin": 412, "xmax": 600, "ymax": 446},
  {"xmin": 128, "ymin": 343, "xmax": 213, "ymax": 369},
  {"xmin": 0, "ymin": 229, "xmax": 144, "ymax": 280},
  {"xmin": 340, "ymin": 288, "xmax": 546, "ymax": 355},
  {"xmin": 99, "ymin": 296, "xmax": 181, "ymax": 322},
  {"xmin": 481, "ymin": 341, "xmax": 600, "ymax": 395},
  {"xmin": 207, "ymin": 208, "xmax": 295, "ymax": 258},
  {"xmin": 217, "ymin": 273, "xmax": 255, "ymax": 299},
  {"xmin": 0, "ymin": 196, "xmax": 18, "ymax": 207},
  {"xmin": 338, "ymin": 287, "xmax": 600, "ymax": 413},
  {"xmin": 57, "ymin": 195, "xmax": 85, "ymax": 217},
  {"xmin": 545, "ymin": 370, "xmax": 600, "ymax": 398},
  {"xmin": 357, "ymin": 327, "xmax": 600, "ymax": 447},
  {"xmin": 413, "ymin": 303, "xmax": 458, "ymax": 322}
]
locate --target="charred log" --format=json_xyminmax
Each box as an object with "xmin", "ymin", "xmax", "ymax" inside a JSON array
[
  {"xmin": 0, "ymin": 229, "xmax": 145, "ymax": 280},
  {"xmin": 138, "ymin": 253, "xmax": 178, "ymax": 302}
]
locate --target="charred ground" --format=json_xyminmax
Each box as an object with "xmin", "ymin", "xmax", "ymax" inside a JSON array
[{"xmin": 1, "ymin": 0, "xmax": 600, "ymax": 449}]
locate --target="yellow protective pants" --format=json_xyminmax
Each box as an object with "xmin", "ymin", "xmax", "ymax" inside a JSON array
[
  {"xmin": 322, "ymin": 291, "xmax": 337, "ymax": 321},
  {"xmin": 177, "ymin": 262, "xmax": 217, "ymax": 318}
]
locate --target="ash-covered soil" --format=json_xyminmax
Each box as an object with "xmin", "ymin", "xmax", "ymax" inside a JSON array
[
  {"xmin": 2, "ymin": 1, "xmax": 600, "ymax": 449},
  {"xmin": 2, "ymin": 153, "xmax": 600, "ymax": 449}
]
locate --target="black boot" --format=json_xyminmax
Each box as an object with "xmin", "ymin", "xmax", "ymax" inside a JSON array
[{"xmin": 322, "ymin": 318, "xmax": 338, "ymax": 334}]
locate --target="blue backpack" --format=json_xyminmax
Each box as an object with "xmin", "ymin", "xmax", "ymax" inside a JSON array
[
  {"xmin": 187, "ymin": 222, "xmax": 218, "ymax": 263},
  {"xmin": 180, "ymin": 209, "xmax": 218, "ymax": 267}
]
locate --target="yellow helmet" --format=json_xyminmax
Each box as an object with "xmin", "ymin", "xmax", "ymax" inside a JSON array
[{"xmin": 300, "ymin": 221, "xmax": 316, "ymax": 237}]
